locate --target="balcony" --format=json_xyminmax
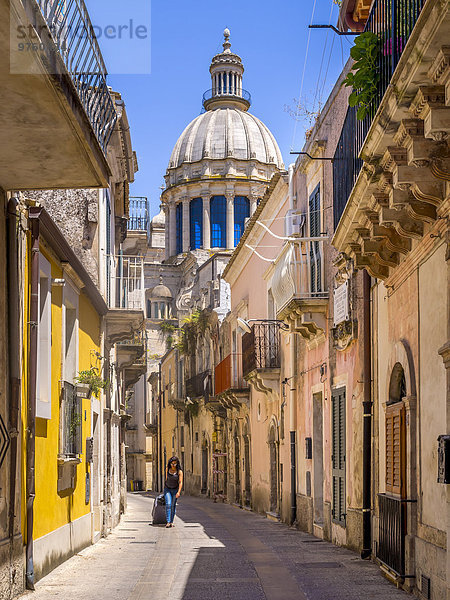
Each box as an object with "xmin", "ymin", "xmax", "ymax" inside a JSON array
[
  {"xmin": 214, "ymin": 354, "xmax": 250, "ymax": 409},
  {"xmin": 186, "ymin": 370, "xmax": 212, "ymax": 400},
  {"xmin": 334, "ymin": 0, "xmax": 427, "ymax": 228},
  {"xmin": 242, "ymin": 323, "xmax": 281, "ymax": 395},
  {"xmin": 125, "ymin": 197, "xmax": 150, "ymax": 253},
  {"xmin": 333, "ymin": 0, "xmax": 448, "ymax": 281},
  {"xmin": 1, "ymin": 0, "xmax": 115, "ymax": 189},
  {"xmin": 272, "ymin": 241, "xmax": 328, "ymax": 340}
]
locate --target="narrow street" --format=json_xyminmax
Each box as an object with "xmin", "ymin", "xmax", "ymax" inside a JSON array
[{"xmin": 19, "ymin": 493, "xmax": 407, "ymax": 600}]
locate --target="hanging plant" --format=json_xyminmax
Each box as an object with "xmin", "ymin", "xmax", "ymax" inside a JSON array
[
  {"xmin": 75, "ymin": 366, "xmax": 108, "ymax": 398},
  {"xmin": 343, "ymin": 31, "xmax": 379, "ymax": 121}
]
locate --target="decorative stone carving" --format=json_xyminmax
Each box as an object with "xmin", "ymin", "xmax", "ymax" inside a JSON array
[{"xmin": 332, "ymin": 320, "xmax": 358, "ymax": 351}]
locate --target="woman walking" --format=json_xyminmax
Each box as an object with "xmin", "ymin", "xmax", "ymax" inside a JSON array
[{"xmin": 164, "ymin": 456, "xmax": 183, "ymax": 528}]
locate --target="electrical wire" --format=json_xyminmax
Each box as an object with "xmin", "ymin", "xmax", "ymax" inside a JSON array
[{"xmin": 291, "ymin": 0, "xmax": 317, "ymax": 152}]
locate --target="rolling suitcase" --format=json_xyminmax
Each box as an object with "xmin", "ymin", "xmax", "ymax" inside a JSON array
[{"xmin": 152, "ymin": 494, "xmax": 166, "ymax": 525}]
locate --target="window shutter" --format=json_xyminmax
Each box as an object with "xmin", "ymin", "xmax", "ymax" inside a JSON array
[
  {"xmin": 308, "ymin": 185, "xmax": 321, "ymax": 293},
  {"xmin": 332, "ymin": 388, "xmax": 346, "ymax": 524},
  {"xmin": 385, "ymin": 404, "xmax": 405, "ymax": 496}
]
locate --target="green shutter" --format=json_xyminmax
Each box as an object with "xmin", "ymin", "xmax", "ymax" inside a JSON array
[
  {"xmin": 309, "ymin": 185, "xmax": 321, "ymax": 293},
  {"xmin": 332, "ymin": 388, "xmax": 346, "ymax": 524}
]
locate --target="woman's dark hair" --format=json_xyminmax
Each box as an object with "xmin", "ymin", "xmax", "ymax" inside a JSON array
[{"xmin": 167, "ymin": 456, "xmax": 181, "ymax": 472}]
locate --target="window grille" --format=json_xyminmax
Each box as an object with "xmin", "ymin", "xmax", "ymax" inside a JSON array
[
  {"xmin": 60, "ymin": 382, "xmax": 82, "ymax": 457},
  {"xmin": 190, "ymin": 198, "xmax": 203, "ymax": 249},
  {"xmin": 210, "ymin": 196, "xmax": 226, "ymax": 247}
]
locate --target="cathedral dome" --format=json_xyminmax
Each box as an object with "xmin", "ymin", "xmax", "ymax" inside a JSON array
[{"xmin": 168, "ymin": 109, "xmax": 283, "ymax": 170}]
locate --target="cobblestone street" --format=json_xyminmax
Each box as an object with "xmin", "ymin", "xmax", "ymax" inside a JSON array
[{"xmin": 19, "ymin": 493, "xmax": 408, "ymax": 600}]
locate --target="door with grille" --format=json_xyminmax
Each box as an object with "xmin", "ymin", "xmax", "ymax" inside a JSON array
[{"xmin": 332, "ymin": 388, "xmax": 346, "ymax": 525}]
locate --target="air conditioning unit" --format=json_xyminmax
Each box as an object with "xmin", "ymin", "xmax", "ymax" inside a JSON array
[{"xmin": 285, "ymin": 210, "xmax": 305, "ymax": 237}]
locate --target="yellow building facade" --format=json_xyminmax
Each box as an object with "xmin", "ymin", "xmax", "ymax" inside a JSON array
[{"xmin": 22, "ymin": 207, "xmax": 107, "ymax": 582}]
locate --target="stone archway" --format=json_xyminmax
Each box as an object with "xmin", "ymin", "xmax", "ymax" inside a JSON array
[{"xmin": 268, "ymin": 423, "xmax": 278, "ymax": 513}]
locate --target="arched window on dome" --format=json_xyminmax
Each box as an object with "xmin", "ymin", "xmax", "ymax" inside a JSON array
[
  {"xmin": 176, "ymin": 203, "xmax": 183, "ymax": 254},
  {"xmin": 234, "ymin": 196, "xmax": 250, "ymax": 246},
  {"xmin": 190, "ymin": 198, "xmax": 203, "ymax": 250},
  {"xmin": 210, "ymin": 196, "xmax": 226, "ymax": 247}
]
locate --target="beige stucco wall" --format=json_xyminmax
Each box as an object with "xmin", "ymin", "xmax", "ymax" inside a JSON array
[{"xmin": 419, "ymin": 243, "xmax": 447, "ymax": 530}]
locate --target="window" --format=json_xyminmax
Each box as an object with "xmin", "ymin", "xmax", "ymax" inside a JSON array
[
  {"xmin": 60, "ymin": 382, "xmax": 82, "ymax": 457},
  {"xmin": 234, "ymin": 196, "xmax": 250, "ymax": 246},
  {"xmin": 332, "ymin": 388, "xmax": 346, "ymax": 524},
  {"xmin": 190, "ymin": 198, "xmax": 203, "ymax": 250},
  {"xmin": 146, "ymin": 299, "xmax": 151, "ymax": 318},
  {"xmin": 63, "ymin": 281, "xmax": 79, "ymax": 383},
  {"xmin": 309, "ymin": 184, "xmax": 321, "ymax": 293},
  {"xmin": 105, "ymin": 189, "xmax": 112, "ymax": 307},
  {"xmin": 210, "ymin": 196, "xmax": 226, "ymax": 247},
  {"xmin": 36, "ymin": 254, "xmax": 52, "ymax": 419},
  {"xmin": 176, "ymin": 202, "xmax": 183, "ymax": 254}
]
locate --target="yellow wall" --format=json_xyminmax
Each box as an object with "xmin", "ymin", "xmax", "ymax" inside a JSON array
[{"xmin": 22, "ymin": 239, "xmax": 101, "ymax": 541}]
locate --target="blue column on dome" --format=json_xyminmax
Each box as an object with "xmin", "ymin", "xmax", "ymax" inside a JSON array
[
  {"xmin": 210, "ymin": 196, "xmax": 227, "ymax": 247},
  {"xmin": 190, "ymin": 198, "xmax": 203, "ymax": 250},
  {"xmin": 176, "ymin": 203, "xmax": 183, "ymax": 254},
  {"xmin": 234, "ymin": 196, "xmax": 250, "ymax": 246}
]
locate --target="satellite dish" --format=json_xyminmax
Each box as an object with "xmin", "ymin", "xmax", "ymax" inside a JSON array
[{"xmin": 237, "ymin": 317, "xmax": 252, "ymax": 334}]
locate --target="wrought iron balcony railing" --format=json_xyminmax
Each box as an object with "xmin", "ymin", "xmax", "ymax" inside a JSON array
[
  {"xmin": 333, "ymin": 0, "xmax": 426, "ymax": 228},
  {"xmin": 35, "ymin": 0, "xmax": 117, "ymax": 153},
  {"xmin": 214, "ymin": 354, "xmax": 249, "ymax": 396},
  {"xmin": 128, "ymin": 197, "xmax": 149, "ymax": 232},
  {"xmin": 202, "ymin": 88, "xmax": 251, "ymax": 108},
  {"xmin": 242, "ymin": 323, "xmax": 281, "ymax": 379},
  {"xmin": 186, "ymin": 370, "xmax": 212, "ymax": 400}
]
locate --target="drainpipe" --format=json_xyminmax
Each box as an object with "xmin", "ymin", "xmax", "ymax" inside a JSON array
[
  {"xmin": 361, "ymin": 270, "xmax": 372, "ymax": 559},
  {"xmin": 289, "ymin": 332, "xmax": 297, "ymax": 525},
  {"xmin": 7, "ymin": 198, "xmax": 21, "ymax": 589},
  {"xmin": 26, "ymin": 208, "xmax": 41, "ymax": 589},
  {"xmin": 158, "ymin": 362, "xmax": 163, "ymax": 492}
]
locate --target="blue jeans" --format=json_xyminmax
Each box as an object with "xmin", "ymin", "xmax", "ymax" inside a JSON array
[{"xmin": 164, "ymin": 487, "xmax": 178, "ymax": 523}]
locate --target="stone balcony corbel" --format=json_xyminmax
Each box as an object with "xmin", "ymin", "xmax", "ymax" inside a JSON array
[
  {"xmin": 349, "ymin": 242, "xmax": 389, "ymax": 280},
  {"xmin": 245, "ymin": 369, "xmax": 280, "ymax": 397},
  {"xmin": 365, "ymin": 212, "xmax": 412, "ymax": 255},
  {"xmin": 390, "ymin": 187, "xmax": 437, "ymax": 224},
  {"xmin": 278, "ymin": 298, "xmax": 328, "ymax": 341},
  {"xmin": 379, "ymin": 206, "xmax": 424, "ymax": 240},
  {"xmin": 410, "ymin": 85, "xmax": 449, "ymax": 142}
]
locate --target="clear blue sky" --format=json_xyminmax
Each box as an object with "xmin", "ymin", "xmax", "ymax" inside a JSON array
[{"xmin": 85, "ymin": 1, "xmax": 351, "ymax": 218}]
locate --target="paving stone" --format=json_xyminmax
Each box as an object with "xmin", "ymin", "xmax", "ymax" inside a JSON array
[{"xmin": 18, "ymin": 492, "xmax": 409, "ymax": 600}]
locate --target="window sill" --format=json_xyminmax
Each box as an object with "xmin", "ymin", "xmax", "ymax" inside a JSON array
[{"xmin": 58, "ymin": 456, "xmax": 81, "ymax": 465}]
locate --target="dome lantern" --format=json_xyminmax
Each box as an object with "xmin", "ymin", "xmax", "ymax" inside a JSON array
[{"xmin": 203, "ymin": 29, "xmax": 251, "ymax": 112}]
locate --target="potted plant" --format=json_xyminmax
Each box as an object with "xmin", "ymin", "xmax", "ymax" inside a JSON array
[{"xmin": 75, "ymin": 366, "xmax": 108, "ymax": 398}]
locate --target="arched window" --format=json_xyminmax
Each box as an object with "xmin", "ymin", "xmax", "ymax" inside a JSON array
[
  {"xmin": 234, "ymin": 196, "xmax": 250, "ymax": 246},
  {"xmin": 210, "ymin": 196, "xmax": 226, "ymax": 247},
  {"xmin": 176, "ymin": 202, "xmax": 183, "ymax": 254},
  {"xmin": 190, "ymin": 197, "xmax": 203, "ymax": 250}
]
